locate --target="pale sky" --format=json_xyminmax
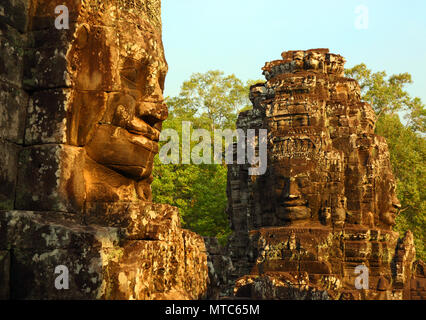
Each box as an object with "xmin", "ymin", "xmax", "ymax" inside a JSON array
[{"xmin": 162, "ymin": 0, "xmax": 426, "ymax": 106}]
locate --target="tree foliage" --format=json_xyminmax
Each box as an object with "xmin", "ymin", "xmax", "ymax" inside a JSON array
[
  {"xmin": 345, "ymin": 63, "xmax": 425, "ymax": 132},
  {"xmin": 177, "ymin": 70, "xmax": 252, "ymax": 130}
]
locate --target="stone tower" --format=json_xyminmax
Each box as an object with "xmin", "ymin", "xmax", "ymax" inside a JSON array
[{"xmin": 227, "ymin": 49, "xmax": 425, "ymax": 300}]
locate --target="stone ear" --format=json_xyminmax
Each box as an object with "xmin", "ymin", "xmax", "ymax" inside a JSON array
[{"xmin": 75, "ymin": 24, "xmax": 90, "ymax": 49}]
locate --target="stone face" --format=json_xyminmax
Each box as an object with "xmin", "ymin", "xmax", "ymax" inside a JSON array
[
  {"xmin": 17, "ymin": 0, "xmax": 169, "ymax": 208},
  {"xmin": 226, "ymin": 49, "xmax": 423, "ymax": 300},
  {"xmin": 0, "ymin": 0, "xmax": 209, "ymax": 300}
]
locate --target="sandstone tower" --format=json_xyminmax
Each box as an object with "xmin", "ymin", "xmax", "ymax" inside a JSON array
[{"xmin": 226, "ymin": 49, "xmax": 425, "ymax": 300}]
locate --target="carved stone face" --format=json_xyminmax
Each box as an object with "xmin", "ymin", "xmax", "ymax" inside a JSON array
[
  {"xmin": 271, "ymin": 145, "xmax": 344, "ymax": 225},
  {"xmin": 67, "ymin": 13, "xmax": 168, "ymax": 183},
  {"xmin": 376, "ymin": 166, "xmax": 401, "ymax": 228},
  {"xmin": 10, "ymin": 1, "xmax": 168, "ymax": 213},
  {"xmin": 268, "ymin": 110, "xmax": 332, "ymax": 224},
  {"xmin": 266, "ymin": 76, "xmax": 345, "ymax": 225},
  {"xmin": 273, "ymin": 164, "xmax": 312, "ymax": 222}
]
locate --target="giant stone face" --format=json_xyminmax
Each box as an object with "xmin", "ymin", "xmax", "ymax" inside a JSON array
[
  {"xmin": 64, "ymin": 2, "xmax": 168, "ymax": 203},
  {"xmin": 251, "ymin": 49, "xmax": 399, "ymax": 229}
]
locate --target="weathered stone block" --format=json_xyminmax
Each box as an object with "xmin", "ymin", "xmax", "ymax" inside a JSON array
[
  {"xmin": 0, "ymin": 210, "xmax": 113, "ymax": 250},
  {"xmin": 0, "ymin": 250, "xmax": 10, "ymax": 299},
  {"xmin": 28, "ymin": 23, "xmax": 76, "ymax": 49},
  {"xmin": 15, "ymin": 144, "xmax": 85, "ymax": 213},
  {"xmin": 0, "ymin": 82, "xmax": 28, "ymax": 143},
  {"xmin": 22, "ymin": 24, "xmax": 77, "ymax": 90},
  {"xmin": 28, "ymin": 0, "xmax": 136, "ymax": 31},
  {"xmin": 29, "ymin": 0, "xmax": 82, "ymax": 31},
  {"xmin": 0, "ymin": 140, "xmax": 20, "ymax": 210},
  {"xmin": 67, "ymin": 90, "xmax": 108, "ymax": 146},
  {"xmin": 23, "ymin": 45, "xmax": 71, "ymax": 90},
  {"xmin": 10, "ymin": 247, "xmax": 104, "ymax": 299},
  {"xmin": 264, "ymin": 260, "xmax": 299, "ymax": 272},
  {"xmin": 0, "ymin": 210, "xmax": 119, "ymax": 299},
  {"xmin": 182, "ymin": 230, "xmax": 209, "ymax": 298},
  {"xmin": 84, "ymin": 201, "xmax": 182, "ymax": 240},
  {"xmin": 0, "ymin": 25, "xmax": 25, "ymax": 87},
  {"xmin": 0, "ymin": 0, "xmax": 30, "ymax": 33},
  {"xmin": 344, "ymin": 240, "xmax": 370, "ymax": 261},
  {"xmin": 24, "ymin": 89, "xmax": 70, "ymax": 145},
  {"xmin": 66, "ymin": 25, "xmax": 121, "ymax": 92},
  {"xmin": 0, "ymin": 210, "xmax": 208, "ymax": 300}
]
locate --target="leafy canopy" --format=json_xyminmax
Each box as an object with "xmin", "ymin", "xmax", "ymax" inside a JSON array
[{"xmin": 345, "ymin": 63, "xmax": 425, "ymax": 132}]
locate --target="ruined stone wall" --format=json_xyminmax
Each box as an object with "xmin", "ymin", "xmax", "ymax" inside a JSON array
[
  {"xmin": 226, "ymin": 49, "xmax": 424, "ymax": 300},
  {"xmin": 203, "ymin": 237, "xmax": 235, "ymax": 299},
  {"xmin": 0, "ymin": 0, "xmax": 208, "ymax": 300}
]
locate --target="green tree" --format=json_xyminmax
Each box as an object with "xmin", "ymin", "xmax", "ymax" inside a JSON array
[
  {"xmin": 345, "ymin": 64, "xmax": 426, "ymax": 260},
  {"xmin": 178, "ymin": 70, "xmax": 252, "ymax": 130},
  {"xmin": 152, "ymin": 71, "xmax": 256, "ymax": 244}
]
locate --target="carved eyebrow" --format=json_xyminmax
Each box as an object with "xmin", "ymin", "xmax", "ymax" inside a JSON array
[
  {"xmin": 119, "ymin": 66, "xmax": 138, "ymax": 74},
  {"xmin": 119, "ymin": 56, "xmax": 144, "ymax": 69},
  {"xmin": 122, "ymin": 78, "xmax": 138, "ymax": 87},
  {"xmin": 119, "ymin": 71, "xmax": 138, "ymax": 86},
  {"xmin": 119, "ymin": 64, "xmax": 142, "ymax": 72}
]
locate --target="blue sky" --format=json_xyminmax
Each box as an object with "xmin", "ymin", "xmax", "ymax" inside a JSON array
[{"xmin": 162, "ymin": 0, "xmax": 426, "ymax": 106}]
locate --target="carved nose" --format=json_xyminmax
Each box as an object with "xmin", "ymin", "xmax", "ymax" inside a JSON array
[
  {"xmin": 286, "ymin": 179, "xmax": 300, "ymax": 200},
  {"xmin": 391, "ymin": 193, "xmax": 401, "ymax": 209},
  {"xmin": 393, "ymin": 201, "xmax": 401, "ymax": 209}
]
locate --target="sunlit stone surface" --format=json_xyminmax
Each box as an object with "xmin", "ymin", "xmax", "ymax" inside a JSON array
[
  {"xmin": 0, "ymin": 0, "xmax": 208, "ymax": 300},
  {"xmin": 226, "ymin": 49, "xmax": 425, "ymax": 300}
]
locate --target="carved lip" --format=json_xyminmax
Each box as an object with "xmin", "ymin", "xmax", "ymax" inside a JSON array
[
  {"xmin": 127, "ymin": 127, "xmax": 159, "ymax": 142},
  {"xmin": 280, "ymin": 199, "xmax": 308, "ymax": 208},
  {"xmin": 128, "ymin": 133, "xmax": 159, "ymax": 154},
  {"xmin": 125, "ymin": 117, "xmax": 161, "ymax": 143},
  {"xmin": 277, "ymin": 203, "xmax": 311, "ymax": 220},
  {"xmin": 389, "ymin": 201, "xmax": 401, "ymax": 214}
]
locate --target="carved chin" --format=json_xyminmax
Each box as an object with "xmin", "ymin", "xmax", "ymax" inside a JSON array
[
  {"xmin": 381, "ymin": 211, "xmax": 396, "ymax": 226},
  {"xmin": 85, "ymin": 123, "xmax": 157, "ymax": 179},
  {"xmin": 277, "ymin": 206, "xmax": 311, "ymax": 221}
]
